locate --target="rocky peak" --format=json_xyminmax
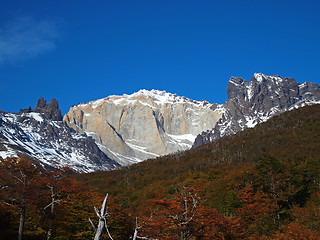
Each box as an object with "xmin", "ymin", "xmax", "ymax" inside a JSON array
[
  {"xmin": 227, "ymin": 77, "xmax": 248, "ymax": 100},
  {"xmin": 108, "ymin": 89, "xmax": 211, "ymax": 106},
  {"xmin": 193, "ymin": 73, "xmax": 320, "ymax": 148},
  {"xmin": 0, "ymin": 98, "xmax": 119, "ymax": 172},
  {"xmin": 132, "ymin": 89, "xmax": 185, "ymax": 103},
  {"xmin": 33, "ymin": 97, "xmax": 63, "ymax": 121},
  {"xmin": 18, "ymin": 107, "xmax": 32, "ymax": 114},
  {"xmin": 64, "ymin": 89, "xmax": 222, "ymax": 165},
  {"xmin": 35, "ymin": 97, "xmax": 47, "ymax": 108}
]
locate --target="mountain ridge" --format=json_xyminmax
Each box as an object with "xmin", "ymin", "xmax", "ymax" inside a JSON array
[
  {"xmin": 193, "ymin": 73, "xmax": 320, "ymax": 147},
  {"xmin": 0, "ymin": 98, "xmax": 119, "ymax": 172}
]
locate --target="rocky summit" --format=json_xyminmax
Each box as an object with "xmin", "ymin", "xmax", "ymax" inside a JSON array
[
  {"xmin": 64, "ymin": 90, "xmax": 223, "ymax": 165},
  {"xmin": 193, "ymin": 73, "xmax": 320, "ymax": 147},
  {"xmin": 0, "ymin": 98, "xmax": 119, "ymax": 172}
]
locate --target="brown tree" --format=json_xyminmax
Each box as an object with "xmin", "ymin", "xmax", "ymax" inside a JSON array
[
  {"xmin": 0, "ymin": 157, "xmax": 43, "ymax": 240},
  {"xmin": 138, "ymin": 186, "xmax": 244, "ymax": 239}
]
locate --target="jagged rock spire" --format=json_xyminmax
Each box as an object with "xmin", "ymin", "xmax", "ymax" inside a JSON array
[{"xmin": 34, "ymin": 97, "xmax": 63, "ymax": 121}]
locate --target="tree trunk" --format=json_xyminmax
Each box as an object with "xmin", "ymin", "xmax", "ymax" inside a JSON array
[
  {"xmin": 47, "ymin": 199, "xmax": 55, "ymax": 240},
  {"xmin": 18, "ymin": 206, "xmax": 25, "ymax": 240},
  {"xmin": 94, "ymin": 220, "xmax": 105, "ymax": 240},
  {"xmin": 132, "ymin": 228, "xmax": 138, "ymax": 240},
  {"xmin": 47, "ymin": 220, "xmax": 53, "ymax": 240},
  {"xmin": 92, "ymin": 194, "xmax": 114, "ymax": 240}
]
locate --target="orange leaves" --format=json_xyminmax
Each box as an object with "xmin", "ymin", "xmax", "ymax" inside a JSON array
[
  {"xmin": 237, "ymin": 184, "xmax": 276, "ymax": 221},
  {"xmin": 0, "ymin": 157, "xmax": 43, "ymax": 208},
  {"xmin": 194, "ymin": 207, "xmax": 245, "ymax": 240},
  {"xmin": 235, "ymin": 184, "xmax": 279, "ymax": 236},
  {"xmin": 271, "ymin": 222, "xmax": 320, "ymax": 240},
  {"xmin": 136, "ymin": 186, "xmax": 245, "ymax": 239}
]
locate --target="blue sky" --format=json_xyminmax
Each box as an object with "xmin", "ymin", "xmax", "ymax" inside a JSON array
[{"xmin": 0, "ymin": 0, "xmax": 319, "ymax": 114}]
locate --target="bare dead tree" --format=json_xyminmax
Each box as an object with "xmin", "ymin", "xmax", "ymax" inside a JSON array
[
  {"xmin": 167, "ymin": 186, "xmax": 201, "ymax": 240},
  {"xmin": 44, "ymin": 185, "xmax": 62, "ymax": 240},
  {"xmin": 89, "ymin": 193, "xmax": 159, "ymax": 240},
  {"xmin": 89, "ymin": 193, "xmax": 114, "ymax": 240},
  {"xmin": 132, "ymin": 217, "xmax": 159, "ymax": 240}
]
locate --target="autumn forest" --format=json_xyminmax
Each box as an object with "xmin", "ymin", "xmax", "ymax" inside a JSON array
[{"xmin": 1, "ymin": 104, "xmax": 320, "ymax": 239}]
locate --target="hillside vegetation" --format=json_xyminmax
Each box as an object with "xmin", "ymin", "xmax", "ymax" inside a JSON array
[
  {"xmin": 1, "ymin": 104, "xmax": 320, "ymax": 239},
  {"xmin": 80, "ymin": 104, "xmax": 320, "ymax": 238}
]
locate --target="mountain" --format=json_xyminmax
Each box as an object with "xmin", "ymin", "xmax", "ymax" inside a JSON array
[
  {"xmin": 80, "ymin": 103, "xmax": 320, "ymax": 198},
  {"xmin": 0, "ymin": 98, "xmax": 119, "ymax": 172},
  {"xmin": 193, "ymin": 73, "xmax": 320, "ymax": 147},
  {"xmin": 77, "ymin": 104, "xmax": 320, "ymax": 238},
  {"xmin": 64, "ymin": 89, "xmax": 223, "ymax": 165}
]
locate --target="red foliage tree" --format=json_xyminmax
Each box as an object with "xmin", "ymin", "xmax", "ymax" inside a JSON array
[
  {"xmin": 137, "ymin": 186, "xmax": 245, "ymax": 239},
  {"xmin": 271, "ymin": 222, "xmax": 320, "ymax": 240},
  {"xmin": 0, "ymin": 157, "xmax": 43, "ymax": 240}
]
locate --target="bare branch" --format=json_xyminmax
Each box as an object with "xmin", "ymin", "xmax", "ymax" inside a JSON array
[
  {"xmin": 89, "ymin": 218, "xmax": 96, "ymax": 233},
  {"xmin": 13, "ymin": 175, "xmax": 24, "ymax": 184},
  {"xmin": 100, "ymin": 193, "xmax": 108, "ymax": 217},
  {"xmin": 149, "ymin": 208, "xmax": 159, "ymax": 220},
  {"xmin": 43, "ymin": 200, "xmax": 62, "ymax": 210},
  {"xmin": 91, "ymin": 193, "xmax": 113, "ymax": 240},
  {"xmin": 104, "ymin": 218, "xmax": 114, "ymax": 240},
  {"xmin": 3, "ymin": 202, "xmax": 15, "ymax": 207},
  {"xmin": 137, "ymin": 236, "xmax": 159, "ymax": 240},
  {"xmin": 94, "ymin": 206, "xmax": 101, "ymax": 219}
]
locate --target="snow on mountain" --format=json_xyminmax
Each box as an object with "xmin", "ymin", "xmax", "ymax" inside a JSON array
[
  {"xmin": 193, "ymin": 73, "xmax": 320, "ymax": 147},
  {"xmin": 0, "ymin": 98, "xmax": 119, "ymax": 172},
  {"xmin": 81, "ymin": 89, "xmax": 215, "ymax": 109},
  {"xmin": 64, "ymin": 89, "xmax": 223, "ymax": 165}
]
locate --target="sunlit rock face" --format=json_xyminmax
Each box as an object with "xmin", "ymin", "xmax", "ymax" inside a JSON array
[{"xmin": 64, "ymin": 90, "xmax": 223, "ymax": 165}]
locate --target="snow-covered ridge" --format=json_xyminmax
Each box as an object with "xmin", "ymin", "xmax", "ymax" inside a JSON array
[
  {"xmin": 193, "ymin": 73, "xmax": 320, "ymax": 147},
  {"xmin": 253, "ymin": 73, "xmax": 284, "ymax": 84},
  {"xmin": 78, "ymin": 89, "xmax": 214, "ymax": 109},
  {"xmin": 0, "ymin": 105, "xmax": 119, "ymax": 173},
  {"xmin": 253, "ymin": 73, "xmax": 267, "ymax": 82}
]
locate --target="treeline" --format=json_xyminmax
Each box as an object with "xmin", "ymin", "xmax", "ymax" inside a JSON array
[{"xmin": 1, "ymin": 104, "xmax": 320, "ymax": 239}]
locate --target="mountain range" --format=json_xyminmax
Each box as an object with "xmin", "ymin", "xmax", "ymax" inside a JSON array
[{"xmin": 1, "ymin": 73, "xmax": 319, "ymax": 172}]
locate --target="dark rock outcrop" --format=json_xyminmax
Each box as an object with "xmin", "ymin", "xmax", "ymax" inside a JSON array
[
  {"xmin": 193, "ymin": 73, "xmax": 320, "ymax": 147},
  {"xmin": 34, "ymin": 97, "xmax": 63, "ymax": 121}
]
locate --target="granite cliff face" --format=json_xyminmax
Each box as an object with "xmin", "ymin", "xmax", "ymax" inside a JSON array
[
  {"xmin": 193, "ymin": 73, "xmax": 320, "ymax": 147},
  {"xmin": 64, "ymin": 90, "xmax": 223, "ymax": 165},
  {"xmin": 0, "ymin": 98, "xmax": 119, "ymax": 172}
]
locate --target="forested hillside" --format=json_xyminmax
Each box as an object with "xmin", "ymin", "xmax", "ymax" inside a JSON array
[{"xmin": 1, "ymin": 104, "xmax": 320, "ymax": 239}]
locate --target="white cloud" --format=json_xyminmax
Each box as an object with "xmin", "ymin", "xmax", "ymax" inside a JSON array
[{"xmin": 0, "ymin": 16, "xmax": 59, "ymax": 64}]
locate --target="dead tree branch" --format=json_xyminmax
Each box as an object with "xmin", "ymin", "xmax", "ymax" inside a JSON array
[{"xmin": 89, "ymin": 193, "xmax": 114, "ymax": 240}]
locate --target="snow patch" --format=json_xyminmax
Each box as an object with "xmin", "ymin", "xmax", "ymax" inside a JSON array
[
  {"xmin": 126, "ymin": 142, "xmax": 159, "ymax": 157},
  {"xmin": 254, "ymin": 73, "xmax": 266, "ymax": 82},
  {"xmin": 167, "ymin": 133, "xmax": 196, "ymax": 143},
  {"xmin": 245, "ymin": 116, "xmax": 257, "ymax": 128},
  {"xmin": 247, "ymin": 85, "xmax": 254, "ymax": 101},
  {"xmin": 91, "ymin": 98, "xmax": 105, "ymax": 108},
  {"xmin": 28, "ymin": 113, "xmax": 43, "ymax": 122}
]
